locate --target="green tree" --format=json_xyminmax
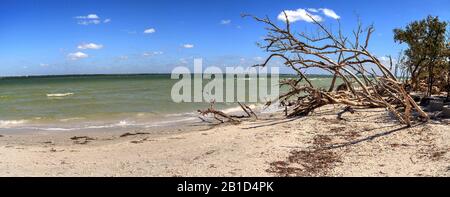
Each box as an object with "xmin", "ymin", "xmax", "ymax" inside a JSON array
[
  {"xmin": 446, "ymin": 34, "xmax": 450, "ymax": 99},
  {"xmin": 394, "ymin": 15, "xmax": 448, "ymax": 96}
]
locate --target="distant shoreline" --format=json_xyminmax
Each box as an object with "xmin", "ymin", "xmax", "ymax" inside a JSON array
[{"xmin": 0, "ymin": 73, "xmax": 332, "ymax": 79}]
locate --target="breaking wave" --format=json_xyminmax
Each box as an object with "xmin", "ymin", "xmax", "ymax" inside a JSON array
[
  {"xmin": 46, "ymin": 92, "xmax": 74, "ymax": 97},
  {"xmin": 0, "ymin": 120, "xmax": 28, "ymax": 128}
]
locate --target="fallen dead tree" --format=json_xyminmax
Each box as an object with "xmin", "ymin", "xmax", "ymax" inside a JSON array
[
  {"xmin": 240, "ymin": 13, "xmax": 429, "ymax": 126},
  {"xmin": 197, "ymin": 13, "xmax": 429, "ymax": 126}
]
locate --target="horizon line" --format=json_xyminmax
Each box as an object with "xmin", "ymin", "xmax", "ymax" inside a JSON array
[{"xmin": 0, "ymin": 72, "xmax": 334, "ymax": 79}]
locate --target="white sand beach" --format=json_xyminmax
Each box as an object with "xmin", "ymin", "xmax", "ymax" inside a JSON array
[{"xmin": 0, "ymin": 105, "xmax": 448, "ymax": 177}]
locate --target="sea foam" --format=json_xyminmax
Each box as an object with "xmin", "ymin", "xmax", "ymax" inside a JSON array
[
  {"xmin": 46, "ymin": 92, "xmax": 74, "ymax": 97},
  {"xmin": 0, "ymin": 120, "xmax": 28, "ymax": 128}
]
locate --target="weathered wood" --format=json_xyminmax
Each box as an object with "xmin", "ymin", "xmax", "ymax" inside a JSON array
[
  {"xmin": 198, "ymin": 102, "xmax": 241, "ymax": 124},
  {"xmin": 241, "ymin": 13, "xmax": 429, "ymax": 125},
  {"xmin": 337, "ymin": 106, "xmax": 355, "ymax": 120}
]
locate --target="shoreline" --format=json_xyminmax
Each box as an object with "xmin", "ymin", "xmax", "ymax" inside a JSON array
[
  {"xmin": 0, "ymin": 101, "xmax": 257, "ymax": 135},
  {"xmin": 0, "ymin": 105, "xmax": 449, "ymax": 176}
]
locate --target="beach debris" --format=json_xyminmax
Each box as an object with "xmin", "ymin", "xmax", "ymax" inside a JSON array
[
  {"xmin": 197, "ymin": 101, "xmax": 242, "ymax": 124},
  {"xmin": 205, "ymin": 150, "xmax": 216, "ymax": 155},
  {"xmin": 168, "ymin": 137, "xmax": 186, "ymax": 140},
  {"xmin": 238, "ymin": 102, "xmax": 258, "ymax": 119},
  {"xmin": 416, "ymin": 144, "xmax": 449, "ymax": 162},
  {"xmin": 329, "ymin": 127, "xmax": 346, "ymax": 133},
  {"xmin": 48, "ymin": 148, "xmax": 64, "ymax": 152},
  {"xmin": 120, "ymin": 131, "xmax": 150, "ymax": 137},
  {"xmin": 42, "ymin": 140, "xmax": 54, "ymax": 145},
  {"xmin": 70, "ymin": 136, "xmax": 95, "ymax": 140},
  {"xmin": 198, "ymin": 116, "xmax": 213, "ymax": 123},
  {"xmin": 208, "ymin": 164, "xmax": 217, "ymax": 168},
  {"xmin": 242, "ymin": 13, "xmax": 429, "ymax": 126},
  {"xmin": 0, "ymin": 135, "xmax": 3, "ymax": 137},
  {"xmin": 130, "ymin": 137, "xmax": 149, "ymax": 144},
  {"xmin": 337, "ymin": 106, "xmax": 355, "ymax": 120},
  {"xmin": 70, "ymin": 136, "xmax": 95, "ymax": 144},
  {"xmin": 197, "ymin": 100, "xmax": 260, "ymax": 124},
  {"xmin": 267, "ymin": 134, "xmax": 340, "ymax": 176}
]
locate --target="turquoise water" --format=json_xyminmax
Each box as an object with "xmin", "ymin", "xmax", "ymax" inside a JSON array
[{"xmin": 0, "ymin": 74, "xmax": 334, "ymax": 131}]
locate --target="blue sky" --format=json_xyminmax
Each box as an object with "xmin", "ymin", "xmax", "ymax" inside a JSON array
[{"xmin": 0, "ymin": 0, "xmax": 449, "ymax": 76}]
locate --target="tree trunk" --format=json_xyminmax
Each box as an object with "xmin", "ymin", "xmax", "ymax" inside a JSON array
[
  {"xmin": 328, "ymin": 74, "xmax": 337, "ymax": 92},
  {"xmin": 447, "ymin": 67, "xmax": 450, "ymax": 100},
  {"xmin": 427, "ymin": 64, "xmax": 434, "ymax": 97}
]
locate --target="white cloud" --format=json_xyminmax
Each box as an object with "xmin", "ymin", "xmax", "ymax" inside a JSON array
[
  {"xmin": 319, "ymin": 8, "xmax": 340, "ymax": 20},
  {"xmin": 144, "ymin": 28, "xmax": 156, "ymax": 34},
  {"xmin": 74, "ymin": 14, "xmax": 110, "ymax": 25},
  {"xmin": 307, "ymin": 8, "xmax": 319, "ymax": 13},
  {"xmin": 277, "ymin": 8, "xmax": 323, "ymax": 23},
  {"xmin": 77, "ymin": 43, "xmax": 103, "ymax": 50},
  {"xmin": 75, "ymin": 14, "xmax": 99, "ymax": 19},
  {"xmin": 143, "ymin": 51, "xmax": 164, "ymax": 57},
  {"xmin": 378, "ymin": 56, "xmax": 397, "ymax": 68},
  {"xmin": 40, "ymin": 63, "xmax": 49, "ymax": 67},
  {"xmin": 67, "ymin": 52, "xmax": 88, "ymax": 60},
  {"xmin": 220, "ymin": 19, "xmax": 231, "ymax": 25},
  {"xmin": 183, "ymin": 44, "xmax": 194, "ymax": 48},
  {"xmin": 379, "ymin": 56, "xmax": 396, "ymax": 63},
  {"xmin": 278, "ymin": 8, "xmax": 340, "ymax": 23},
  {"xmin": 87, "ymin": 14, "xmax": 99, "ymax": 19},
  {"xmin": 379, "ymin": 56, "xmax": 390, "ymax": 61},
  {"xmin": 77, "ymin": 20, "xmax": 100, "ymax": 25}
]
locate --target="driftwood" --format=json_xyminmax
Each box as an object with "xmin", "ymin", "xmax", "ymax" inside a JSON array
[
  {"xmin": 238, "ymin": 102, "xmax": 258, "ymax": 119},
  {"xmin": 120, "ymin": 132, "xmax": 150, "ymax": 137},
  {"xmin": 337, "ymin": 106, "xmax": 355, "ymax": 120},
  {"xmin": 70, "ymin": 136, "xmax": 96, "ymax": 145},
  {"xmin": 240, "ymin": 12, "xmax": 429, "ymax": 126},
  {"xmin": 70, "ymin": 136, "xmax": 95, "ymax": 141},
  {"xmin": 197, "ymin": 101, "xmax": 259, "ymax": 124},
  {"xmin": 130, "ymin": 137, "xmax": 149, "ymax": 144},
  {"xmin": 198, "ymin": 102, "xmax": 241, "ymax": 124}
]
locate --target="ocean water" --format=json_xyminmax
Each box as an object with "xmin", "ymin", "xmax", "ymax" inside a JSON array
[{"xmin": 0, "ymin": 74, "xmax": 335, "ymax": 132}]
